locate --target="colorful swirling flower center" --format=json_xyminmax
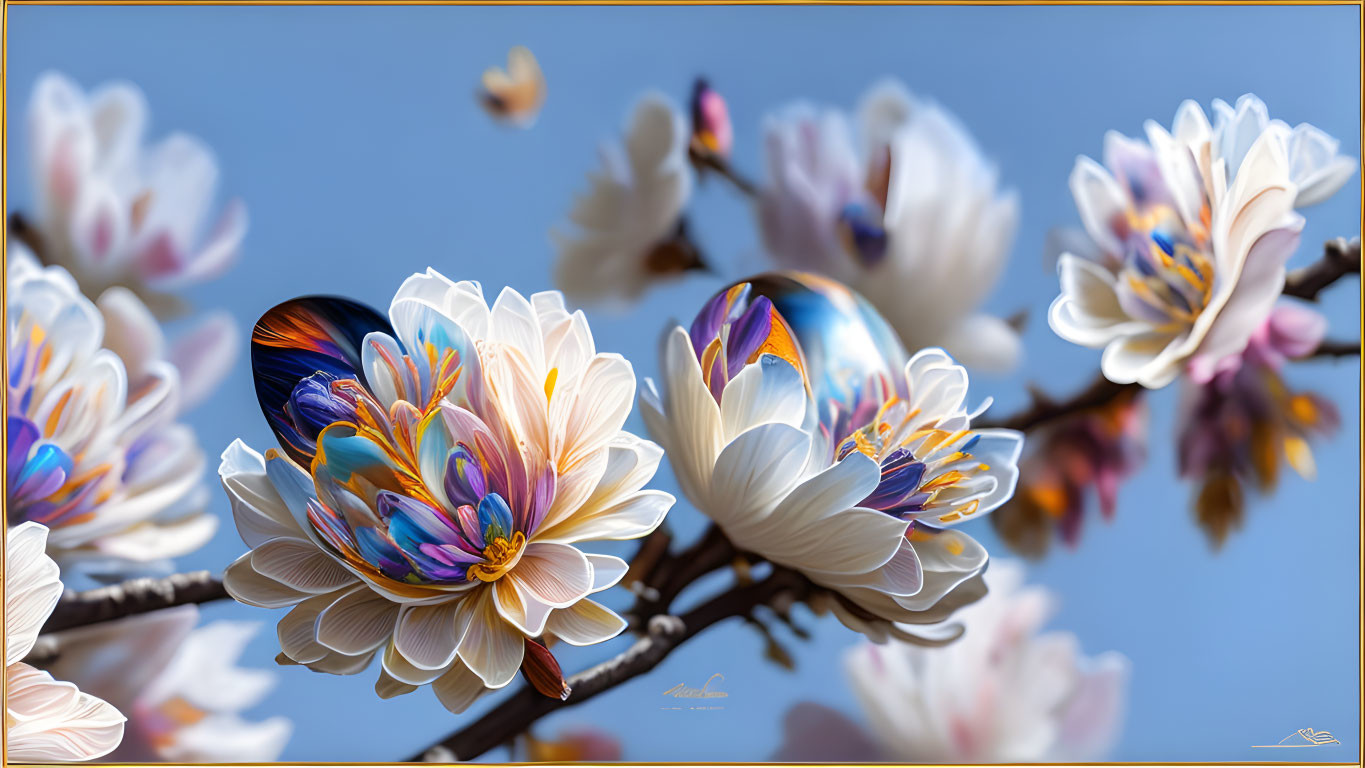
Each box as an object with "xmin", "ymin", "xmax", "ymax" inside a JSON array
[
  {"xmin": 688, "ymin": 282, "xmax": 806, "ymax": 402},
  {"xmin": 468, "ymin": 531, "xmax": 527, "ymax": 582},
  {"xmin": 1116, "ymin": 203, "xmax": 1215, "ymax": 329}
]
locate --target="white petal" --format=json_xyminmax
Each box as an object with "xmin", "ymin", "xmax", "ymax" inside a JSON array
[
  {"xmin": 224, "ymin": 551, "xmax": 312, "ymax": 609},
  {"xmin": 4, "ymin": 663, "xmax": 125, "ymax": 762},
  {"xmin": 719, "ymin": 356, "xmax": 807, "ymax": 442},
  {"xmin": 393, "ymin": 599, "xmax": 473, "ymax": 671},
  {"xmin": 708, "ymin": 422, "xmax": 811, "ymax": 522},
  {"xmin": 432, "ymin": 659, "xmax": 491, "ymax": 714},
  {"xmin": 6, "ymin": 522, "xmax": 63, "ymax": 665},
  {"xmin": 507, "ymin": 542, "xmax": 593, "ymax": 608},
  {"xmin": 314, "ymin": 585, "xmax": 400, "ymax": 655},
  {"xmin": 250, "ymin": 537, "xmax": 355, "ymax": 594},
  {"xmin": 545, "ymin": 599, "xmax": 627, "ymax": 646},
  {"xmin": 456, "ymin": 590, "xmax": 525, "ymax": 688}
]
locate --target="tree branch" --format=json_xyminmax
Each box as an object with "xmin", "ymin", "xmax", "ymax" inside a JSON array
[
  {"xmin": 410, "ymin": 566, "xmax": 812, "ymax": 762},
  {"xmin": 975, "ymin": 373, "xmax": 1139, "ymax": 432},
  {"xmin": 1309, "ymin": 338, "xmax": 1360, "ymax": 359},
  {"xmin": 38, "ymin": 570, "xmax": 228, "ymax": 634},
  {"xmin": 1283, "ymin": 236, "xmax": 1360, "ymax": 301},
  {"xmin": 690, "ymin": 149, "xmax": 759, "ymax": 199}
]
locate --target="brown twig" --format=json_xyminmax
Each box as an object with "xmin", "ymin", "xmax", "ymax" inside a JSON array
[
  {"xmin": 1308, "ymin": 339, "xmax": 1361, "ymax": 359},
  {"xmin": 975, "ymin": 373, "xmax": 1139, "ymax": 432},
  {"xmin": 409, "ymin": 566, "xmax": 811, "ymax": 762},
  {"xmin": 690, "ymin": 149, "xmax": 760, "ymax": 199},
  {"xmin": 39, "ymin": 570, "xmax": 228, "ymax": 634},
  {"xmin": 1282, "ymin": 237, "xmax": 1360, "ymax": 301}
]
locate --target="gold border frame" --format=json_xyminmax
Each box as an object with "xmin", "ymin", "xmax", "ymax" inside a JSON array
[{"xmin": 0, "ymin": 1, "xmax": 1361, "ymax": 767}]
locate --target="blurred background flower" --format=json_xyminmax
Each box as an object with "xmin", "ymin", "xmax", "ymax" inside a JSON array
[
  {"xmin": 5, "ymin": 522, "xmax": 126, "ymax": 762},
  {"xmin": 1178, "ymin": 302, "xmax": 1340, "ymax": 548},
  {"xmin": 522, "ymin": 726, "xmax": 622, "ymax": 762},
  {"xmin": 756, "ymin": 79, "xmax": 1021, "ymax": 371},
  {"xmin": 6, "ymin": 247, "xmax": 214, "ymax": 575},
  {"xmin": 992, "ymin": 387, "xmax": 1147, "ymax": 558},
  {"xmin": 47, "ymin": 607, "xmax": 291, "ymax": 762},
  {"xmin": 18, "ymin": 71, "xmax": 243, "ymax": 409},
  {"xmin": 553, "ymin": 94, "xmax": 698, "ymax": 305},
  {"xmin": 774, "ymin": 561, "xmax": 1129, "ymax": 762},
  {"xmin": 478, "ymin": 45, "xmax": 546, "ymax": 128}
]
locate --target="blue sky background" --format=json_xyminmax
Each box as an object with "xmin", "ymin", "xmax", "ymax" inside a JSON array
[{"xmin": 5, "ymin": 4, "xmax": 1361, "ymax": 763}]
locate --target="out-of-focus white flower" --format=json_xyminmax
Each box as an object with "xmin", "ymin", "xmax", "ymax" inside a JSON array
[
  {"xmin": 26, "ymin": 71, "xmax": 246, "ymax": 316},
  {"xmin": 25, "ymin": 71, "xmax": 244, "ymax": 406},
  {"xmin": 758, "ymin": 80, "xmax": 1021, "ymax": 371},
  {"xmin": 640, "ymin": 272, "xmax": 1023, "ymax": 642},
  {"xmin": 6, "ymin": 247, "xmax": 214, "ymax": 572},
  {"xmin": 843, "ymin": 561, "xmax": 1130, "ymax": 762},
  {"xmin": 221, "ymin": 270, "xmax": 672, "ymax": 712},
  {"xmin": 1047, "ymin": 94, "xmax": 1352, "ymax": 389},
  {"xmin": 553, "ymin": 94, "xmax": 697, "ymax": 305},
  {"xmin": 48, "ymin": 607, "xmax": 292, "ymax": 762},
  {"xmin": 5, "ymin": 522, "xmax": 126, "ymax": 761}
]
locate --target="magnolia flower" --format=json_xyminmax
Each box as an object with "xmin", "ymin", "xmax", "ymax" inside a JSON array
[
  {"xmin": 5, "ymin": 522, "xmax": 126, "ymax": 761},
  {"xmin": 992, "ymin": 388, "xmax": 1146, "ymax": 558},
  {"xmin": 1047, "ymin": 94, "xmax": 1354, "ymax": 389},
  {"xmin": 25, "ymin": 71, "xmax": 243, "ymax": 407},
  {"xmin": 6, "ymin": 247, "xmax": 214, "ymax": 572},
  {"xmin": 640, "ymin": 272, "xmax": 1023, "ymax": 641},
  {"xmin": 553, "ymin": 94, "xmax": 698, "ymax": 305},
  {"xmin": 48, "ymin": 608, "xmax": 292, "ymax": 762},
  {"xmin": 841, "ymin": 561, "xmax": 1130, "ymax": 762},
  {"xmin": 1178, "ymin": 302, "xmax": 1339, "ymax": 548},
  {"xmin": 221, "ymin": 269, "xmax": 672, "ymax": 712},
  {"xmin": 758, "ymin": 79, "xmax": 1021, "ymax": 371}
]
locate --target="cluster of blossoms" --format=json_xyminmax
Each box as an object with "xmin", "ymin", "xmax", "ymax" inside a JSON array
[
  {"xmin": 640, "ymin": 271, "xmax": 1024, "ymax": 642},
  {"xmin": 1177, "ymin": 302, "xmax": 1339, "ymax": 548},
  {"xmin": 774, "ymin": 561, "xmax": 1129, "ymax": 762},
  {"xmin": 221, "ymin": 269, "xmax": 673, "ymax": 710},
  {"xmin": 6, "ymin": 247, "xmax": 214, "ymax": 573},
  {"xmin": 1049, "ymin": 94, "xmax": 1354, "ymax": 389},
  {"xmin": 993, "ymin": 388, "xmax": 1147, "ymax": 558}
]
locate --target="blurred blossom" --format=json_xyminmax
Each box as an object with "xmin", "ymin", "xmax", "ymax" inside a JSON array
[
  {"xmin": 641, "ymin": 272, "xmax": 1023, "ymax": 642},
  {"xmin": 1178, "ymin": 302, "xmax": 1339, "ymax": 548},
  {"xmin": 221, "ymin": 270, "xmax": 671, "ymax": 712},
  {"xmin": 25, "ymin": 71, "xmax": 244, "ymax": 405},
  {"xmin": 836, "ymin": 561, "xmax": 1129, "ymax": 762},
  {"xmin": 478, "ymin": 46, "xmax": 546, "ymax": 127},
  {"xmin": 993, "ymin": 388, "xmax": 1147, "ymax": 558},
  {"xmin": 5, "ymin": 522, "xmax": 126, "ymax": 762},
  {"xmin": 49, "ymin": 608, "xmax": 291, "ymax": 762},
  {"xmin": 6, "ymin": 247, "xmax": 214, "ymax": 574},
  {"xmin": 757, "ymin": 79, "xmax": 1021, "ymax": 371},
  {"xmin": 689, "ymin": 78, "xmax": 733, "ymax": 159},
  {"xmin": 524, "ymin": 727, "xmax": 622, "ymax": 761},
  {"xmin": 1048, "ymin": 94, "xmax": 1355, "ymax": 389},
  {"xmin": 553, "ymin": 94, "xmax": 698, "ymax": 305}
]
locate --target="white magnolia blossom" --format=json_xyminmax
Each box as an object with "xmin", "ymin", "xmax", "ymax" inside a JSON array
[
  {"xmin": 222, "ymin": 270, "xmax": 672, "ymax": 712},
  {"xmin": 640, "ymin": 274, "xmax": 1023, "ymax": 641},
  {"xmin": 48, "ymin": 607, "xmax": 291, "ymax": 762},
  {"xmin": 553, "ymin": 94, "xmax": 696, "ymax": 305},
  {"xmin": 26, "ymin": 71, "xmax": 243, "ymax": 409},
  {"xmin": 844, "ymin": 561, "xmax": 1130, "ymax": 762},
  {"xmin": 5, "ymin": 522, "xmax": 126, "ymax": 761},
  {"xmin": 758, "ymin": 79, "xmax": 1021, "ymax": 371},
  {"xmin": 1048, "ymin": 94, "xmax": 1355, "ymax": 389},
  {"xmin": 6, "ymin": 247, "xmax": 214, "ymax": 572}
]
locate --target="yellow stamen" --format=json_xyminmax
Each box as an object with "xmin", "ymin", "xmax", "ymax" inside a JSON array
[{"xmin": 467, "ymin": 531, "xmax": 527, "ymax": 582}]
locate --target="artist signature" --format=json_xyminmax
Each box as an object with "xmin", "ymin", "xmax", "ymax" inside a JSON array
[
  {"xmin": 1251, "ymin": 728, "xmax": 1341, "ymax": 748},
  {"xmin": 660, "ymin": 673, "xmax": 728, "ymax": 710}
]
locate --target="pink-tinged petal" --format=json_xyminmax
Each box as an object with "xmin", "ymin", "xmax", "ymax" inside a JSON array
[
  {"xmin": 169, "ymin": 311, "xmax": 240, "ymax": 411},
  {"xmin": 1265, "ymin": 301, "xmax": 1327, "ymax": 359},
  {"xmin": 393, "ymin": 599, "xmax": 473, "ymax": 671},
  {"xmin": 507, "ymin": 542, "xmax": 592, "ymax": 608},
  {"xmin": 223, "ymin": 551, "xmax": 312, "ymax": 609},
  {"xmin": 432, "ymin": 659, "xmax": 490, "ymax": 714},
  {"xmin": 314, "ymin": 585, "xmax": 399, "ymax": 655},
  {"xmin": 544, "ymin": 599, "xmax": 626, "ymax": 646},
  {"xmin": 456, "ymin": 590, "xmax": 525, "ymax": 688},
  {"xmin": 96, "ymin": 287, "xmax": 166, "ymax": 383},
  {"xmin": 250, "ymin": 537, "xmax": 355, "ymax": 594}
]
